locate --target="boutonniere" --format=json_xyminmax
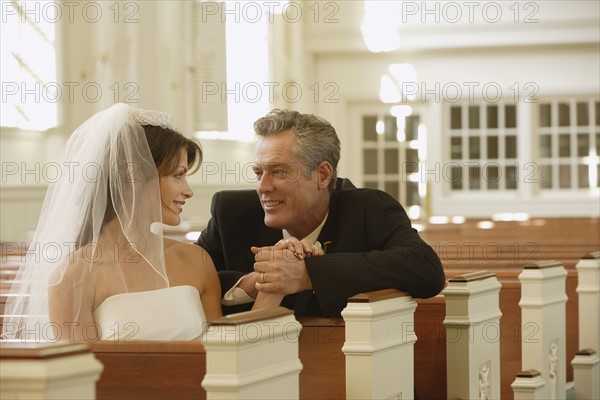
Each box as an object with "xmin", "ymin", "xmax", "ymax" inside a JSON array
[{"xmin": 312, "ymin": 240, "xmax": 332, "ymax": 255}]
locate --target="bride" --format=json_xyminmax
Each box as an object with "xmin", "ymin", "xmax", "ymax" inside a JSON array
[{"xmin": 1, "ymin": 103, "xmax": 222, "ymax": 342}]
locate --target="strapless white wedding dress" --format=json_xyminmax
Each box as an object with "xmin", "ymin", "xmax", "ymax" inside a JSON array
[{"xmin": 93, "ymin": 285, "xmax": 207, "ymax": 341}]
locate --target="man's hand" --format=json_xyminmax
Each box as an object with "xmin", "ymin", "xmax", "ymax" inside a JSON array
[{"xmin": 251, "ymin": 238, "xmax": 317, "ymax": 294}]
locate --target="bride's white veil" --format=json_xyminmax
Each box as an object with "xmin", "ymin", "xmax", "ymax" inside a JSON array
[{"xmin": 2, "ymin": 103, "xmax": 173, "ymax": 341}]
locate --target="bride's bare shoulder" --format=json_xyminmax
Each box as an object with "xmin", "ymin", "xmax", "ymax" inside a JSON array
[
  {"xmin": 50, "ymin": 244, "xmax": 98, "ymax": 282},
  {"xmin": 163, "ymin": 238, "xmax": 213, "ymax": 265},
  {"xmin": 163, "ymin": 238, "xmax": 217, "ymax": 290}
]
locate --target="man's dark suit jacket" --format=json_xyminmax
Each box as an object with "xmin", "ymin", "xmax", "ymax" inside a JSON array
[{"xmin": 197, "ymin": 178, "xmax": 445, "ymax": 317}]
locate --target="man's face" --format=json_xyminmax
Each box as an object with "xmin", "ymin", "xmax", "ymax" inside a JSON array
[{"xmin": 253, "ymin": 132, "xmax": 330, "ymax": 238}]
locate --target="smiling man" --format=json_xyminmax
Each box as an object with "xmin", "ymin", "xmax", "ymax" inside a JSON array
[{"xmin": 196, "ymin": 109, "xmax": 445, "ymax": 316}]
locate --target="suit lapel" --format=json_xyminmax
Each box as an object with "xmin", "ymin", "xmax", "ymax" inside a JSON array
[{"xmin": 256, "ymin": 225, "xmax": 283, "ymax": 247}]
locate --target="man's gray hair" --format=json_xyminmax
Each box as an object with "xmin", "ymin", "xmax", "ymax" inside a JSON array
[{"xmin": 253, "ymin": 109, "xmax": 341, "ymax": 192}]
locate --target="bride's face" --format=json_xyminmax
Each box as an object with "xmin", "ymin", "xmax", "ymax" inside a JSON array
[{"xmin": 159, "ymin": 149, "xmax": 193, "ymax": 226}]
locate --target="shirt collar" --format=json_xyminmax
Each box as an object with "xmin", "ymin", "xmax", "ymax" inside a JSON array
[{"xmin": 282, "ymin": 213, "xmax": 328, "ymax": 245}]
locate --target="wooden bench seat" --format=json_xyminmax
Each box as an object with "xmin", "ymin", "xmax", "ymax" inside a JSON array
[
  {"xmin": 91, "ymin": 341, "xmax": 207, "ymax": 400},
  {"xmin": 90, "ymin": 318, "xmax": 346, "ymax": 399}
]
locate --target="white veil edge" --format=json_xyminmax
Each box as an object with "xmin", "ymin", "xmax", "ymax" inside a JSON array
[{"xmin": 2, "ymin": 103, "xmax": 174, "ymax": 342}]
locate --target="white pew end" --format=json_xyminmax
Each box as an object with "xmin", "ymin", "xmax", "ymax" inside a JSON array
[
  {"xmin": 443, "ymin": 271, "xmax": 502, "ymax": 400},
  {"xmin": 201, "ymin": 307, "xmax": 303, "ymax": 399},
  {"xmin": 0, "ymin": 342, "xmax": 103, "ymax": 400},
  {"xmin": 519, "ymin": 260, "xmax": 568, "ymax": 399},
  {"xmin": 511, "ymin": 369, "xmax": 546, "ymax": 399},
  {"xmin": 342, "ymin": 289, "xmax": 417, "ymax": 400}
]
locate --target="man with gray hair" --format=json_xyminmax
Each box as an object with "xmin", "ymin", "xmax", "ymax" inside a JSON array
[{"xmin": 197, "ymin": 109, "xmax": 444, "ymax": 316}]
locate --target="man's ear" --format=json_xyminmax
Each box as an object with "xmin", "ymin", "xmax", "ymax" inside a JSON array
[{"xmin": 316, "ymin": 161, "xmax": 333, "ymax": 190}]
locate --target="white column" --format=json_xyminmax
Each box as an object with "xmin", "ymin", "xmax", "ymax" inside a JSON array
[
  {"xmin": 575, "ymin": 251, "xmax": 600, "ymax": 353},
  {"xmin": 571, "ymin": 348, "xmax": 600, "ymax": 400},
  {"xmin": 201, "ymin": 307, "xmax": 303, "ymax": 400},
  {"xmin": 443, "ymin": 271, "xmax": 502, "ymax": 400},
  {"xmin": 519, "ymin": 260, "xmax": 568, "ymax": 400},
  {"xmin": 511, "ymin": 369, "xmax": 546, "ymax": 400},
  {"xmin": 341, "ymin": 289, "xmax": 417, "ymax": 400},
  {"xmin": 0, "ymin": 342, "xmax": 103, "ymax": 399}
]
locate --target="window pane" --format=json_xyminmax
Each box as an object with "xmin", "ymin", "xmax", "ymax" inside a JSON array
[
  {"xmin": 469, "ymin": 136, "xmax": 480, "ymax": 159},
  {"xmin": 405, "ymin": 115, "xmax": 419, "ymax": 141},
  {"xmin": 469, "ymin": 165, "xmax": 481, "ymax": 189},
  {"xmin": 407, "ymin": 182, "xmax": 420, "ymax": 206},
  {"xmin": 487, "ymin": 136, "xmax": 499, "ymax": 159},
  {"xmin": 363, "ymin": 149, "xmax": 378, "ymax": 174},
  {"xmin": 505, "ymin": 104, "xmax": 517, "ymax": 128},
  {"xmin": 540, "ymin": 103, "xmax": 551, "ymax": 127},
  {"xmin": 404, "ymin": 162, "xmax": 419, "ymax": 175},
  {"xmin": 577, "ymin": 102, "xmax": 589, "ymax": 126},
  {"xmin": 506, "ymin": 136, "xmax": 517, "ymax": 158},
  {"xmin": 487, "ymin": 105, "xmax": 498, "ymax": 129},
  {"xmin": 451, "ymin": 106, "xmax": 462, "ymax": 129},
  {"xmin": 558, "ymin": 134, "xmax": 571, "ymax": 157},
  {"xmin": 486, "ymin": 164, "xmax": 500, "ymax": 190},
  {"xmin": 384, "ymin": 115, "xmax": 397, "ymax": 142},
  {"xmin": 469, "ymin": 106, "xmax": 480, "ymax": 129},
  {"xmin": 596, "ymin": 102, "xmax": 600, "ymax": 126},
  {"xmin": 506, "ymin": 165, "xmax": 518, "ymax": 189},
  {"xmin": 541, "ymin": 165, "xmax": 552, "ymax": 188},
  {"xmin": 596, "ymin": 132, "xmax": 600, "ymax": 156},
  {"xmin": 384, "ymin": 149, "xmax": 399, "ymax": 174},
  {"xmin": 450, "ymin": 166, "xmax": 463, "ymax": 190},
  {"xmin": 577, "ymin": 133, "xmax": 589, "ymax": 157},
  {"xmin": 558, "ymin": 103, "xmax": 570, "ymax": 127},
  {"xmin": 363, "ymin": 116, "xmax": 378, "ymax": 141},
  {"xmin": 578, "ymin": 165, "xmax": 589, "ymax": 188},
  {"xmin": 451, "ymin": 137, "xmax": 462, "ymax": 159},
  {"xmin": 541, "ymin": 135, "xmax": 552, "ymax": 158},
  {"xmin": 406, "ymin": 148, "xmax": 419, "ymax": 164},
  {"xmin": 559, "ymin": 165, "xmax": 571, "ymax": 188},
  {"xmin": 384, "ymin": 181, "xmax": 399, "ymax": 201}
]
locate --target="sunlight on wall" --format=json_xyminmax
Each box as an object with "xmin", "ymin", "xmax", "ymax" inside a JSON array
[
  {"xmin": 1, "ymin": 3, "xmax": 57, "ymax": 130},
  {"xmin": 360, "ymin": 1, "xmax": 402, "ymax": 52},
  {"xmin": 196, "ymin": 1, "xmax": 271, "ymax": 142}
]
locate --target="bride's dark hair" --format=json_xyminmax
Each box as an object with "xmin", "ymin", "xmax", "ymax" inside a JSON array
[
  {"xmin": 143, "ymin": 125, "xmax": 203, "ymax": 177},
  {"xmin": 101, "ymin": 126, "xmax": 203, "ymax": 226}
]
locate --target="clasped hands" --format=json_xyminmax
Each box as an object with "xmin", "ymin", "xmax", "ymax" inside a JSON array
[{"xmin": 240, "ymin": 238, "xmax": 324, "ymax": 299}]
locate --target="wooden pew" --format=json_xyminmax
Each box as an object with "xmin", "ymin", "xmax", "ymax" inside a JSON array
[
  {"xmin": 0, "ymin": 256, "xmax": 21, "ymax": 327},
  {"xmin": 297, "ymin": 316, "xmax": 346, "ymax": 399},
  {"xmin": 422, "ymin": 217, "xmax": 596, "ymax": 396},
  {"xmin": 420, "ymin": 217, "xmax": 600, "ymax": 269},
  {"xmin": 413, "ymin": 261, "xmax": 581, "ymax": 400},
  {"xmin": 89, "ymin": 317, "xmax": 348, "ymax": 399},
  {"xmin": 91, "ymin": 341, "xmax": 206, "ymax": 400},
  {"xmin": 2, "ymin": 219, "xmax": 597, "ymax": 399},
  {"xmin": 0, "ymin": 341, "xmax": 104, "ymax": 399},
  {"xmin": 0, "ymin": 271, "xmax": 584, "ymax": 400}
]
